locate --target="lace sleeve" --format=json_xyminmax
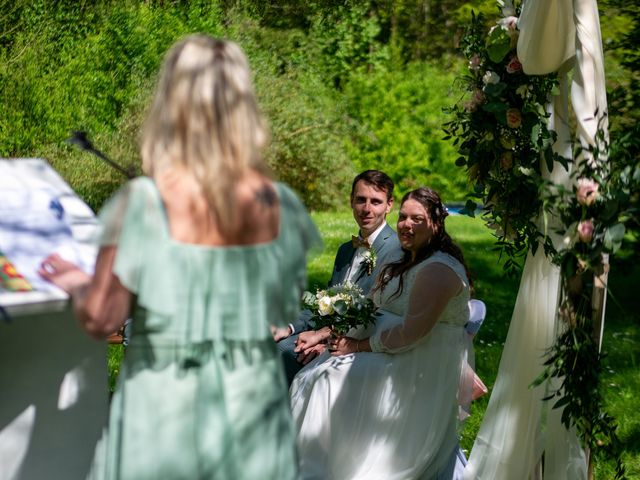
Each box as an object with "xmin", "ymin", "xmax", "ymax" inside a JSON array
[{"xmin": 370, "ymin": 260, "xmax": 465, "ymax": 354}]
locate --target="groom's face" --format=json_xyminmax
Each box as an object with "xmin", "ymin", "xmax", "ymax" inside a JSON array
[{"xmin": 350, "ymin": 180, "xmax": 393, "ymax": 238}]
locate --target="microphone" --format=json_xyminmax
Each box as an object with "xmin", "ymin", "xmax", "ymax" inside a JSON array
[{"xmin": 67, "ymin": 131, "xmax": 137, "ymax": 179}]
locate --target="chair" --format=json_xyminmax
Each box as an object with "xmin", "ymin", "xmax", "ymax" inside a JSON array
[
  {"xmin": 465, "ymin": 299, "xmax": 488, "ymax": 403},
  {"xmin": 465, "ymin": 298, "xmax": 487, "ymax": 336},
  {"xmin": 454, "ymin": 300, "xmax": 489, "ymax": 478}
]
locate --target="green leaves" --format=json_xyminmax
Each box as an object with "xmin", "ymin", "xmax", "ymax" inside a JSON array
[
  {"xmin": 604, "ymin": 223, "xmax": 626, "ymax": 252},
  {"xmin": 485, "ymin": 25, "xmax": 512, "ymax": 62},
  {"xmin": 445, "ymin": 11, "xmax": 561, "ymax": 273}
]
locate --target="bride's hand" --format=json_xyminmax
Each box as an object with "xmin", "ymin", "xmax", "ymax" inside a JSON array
[
  {"xmin": 329, "ymin": 336, "xmax": 359, "ymax": 356},
  {"xmin": 38, "ymin": 253, "xmax": 90, "ymax": 293},
  {"xmin": 295, "ymin": 327, "xmax": 332, "ymax": 352}
]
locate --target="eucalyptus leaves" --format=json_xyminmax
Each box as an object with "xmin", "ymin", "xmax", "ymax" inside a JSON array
[{"xmin": 444, "ymin": 6, "xmax": 562, "ymax": 274}]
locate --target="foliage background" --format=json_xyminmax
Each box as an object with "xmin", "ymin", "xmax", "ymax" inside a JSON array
[{"xmin": 1, "ymin": 0, "xmax": 637, "ymax": 211}]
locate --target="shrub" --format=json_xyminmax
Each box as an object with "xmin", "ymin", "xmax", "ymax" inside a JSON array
[{"xmin": 343, "ymin": 60, "xmax": 469, "ymax": 201}]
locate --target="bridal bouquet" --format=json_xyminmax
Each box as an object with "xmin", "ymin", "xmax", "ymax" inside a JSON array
[{"xmin": 302, "ymin": 282, "xmax": 376, "ymax": 336}]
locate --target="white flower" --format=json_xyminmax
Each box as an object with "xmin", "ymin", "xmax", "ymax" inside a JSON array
[
  {"xmin": 498, "ymin": 16, "xmax": 518, "ymax": 32},
  {"xmin": 576, "ymin": 178, "xmax": 600, "ymax": 206},
  {"xmin": 482, "ymin": 71, "xmax": 500, "ymax": 85},
  {"xmin": 361, "ymin": 249, "xmax": 377, "ymax": 275},
  {"xmin": 302, "ymin": 281, "xmax": 377, "ymax": 336},
  {"xmin": 317, "ymin": 296, "xmax": 335, "ymax": 316},
  {"xmin": 516, "ymin": 84, "xmax": 532, "ymax": 98}
]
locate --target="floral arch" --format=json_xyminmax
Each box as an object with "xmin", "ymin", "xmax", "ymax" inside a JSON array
[{"xmin": 445, "ymin": 0, "xmax": 629, "ymax": 478}]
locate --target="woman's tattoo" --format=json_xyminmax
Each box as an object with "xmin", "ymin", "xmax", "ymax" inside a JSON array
[{"xmin": 255, "ymin": 185, "xmax": 277, "ymax": 207}]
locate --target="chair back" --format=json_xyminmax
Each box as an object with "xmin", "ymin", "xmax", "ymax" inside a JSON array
[{"xmin": 465, "ymin": 299, "xmax": 486, "ymax": 336}]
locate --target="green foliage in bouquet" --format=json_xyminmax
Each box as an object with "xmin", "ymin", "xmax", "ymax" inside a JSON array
[
  {"xmin": 302, "ymin": 282, "xmax": 377, "ymax": 336},
  {"xmin": 443, "ymin": 6, "xmax": 564, "ymax": 274}
]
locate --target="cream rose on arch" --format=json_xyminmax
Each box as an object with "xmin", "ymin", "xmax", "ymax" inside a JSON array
[{"xmin": 482, "ymin": 70, "xmax": 500, "ymax": 86}]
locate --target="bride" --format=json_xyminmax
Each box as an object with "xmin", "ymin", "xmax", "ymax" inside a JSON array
[{"xmin": 290, "ymin": 187, "xmax": 473, "ymax": 480}]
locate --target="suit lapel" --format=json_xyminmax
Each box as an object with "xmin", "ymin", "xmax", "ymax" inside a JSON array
[
  {"xmin": 334, "ymin": 244, "xmax": 357, "ymax": 284},
  {"xmin": 371, "ymin": 223, "xmax": 393, "ymax": 252}
]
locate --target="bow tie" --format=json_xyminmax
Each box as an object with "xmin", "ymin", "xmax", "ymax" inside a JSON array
[{"xmin": 351, "ymin": 235, "xmax": 371, "ymax": 249}]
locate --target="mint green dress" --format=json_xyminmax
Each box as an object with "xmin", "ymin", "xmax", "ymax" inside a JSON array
[{"xmin": 90, "ymin": 177, "xmax": 320, "ymax": 480}]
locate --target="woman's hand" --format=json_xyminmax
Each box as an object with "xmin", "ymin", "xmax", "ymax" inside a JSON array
[
  {"xmin": 294, "ymin": 327, "xmax": 332, "ymax": 364},
  {"xmin": 329, "ymin": 336, "xmax": 360, "ymax": 356},
  {"xmin": 295, "ymin": 327, "xmax": 331, "ymax": 352},
  {"xmin": 38, "ymin": 253, "xmax": 90, "ymax": 293}
]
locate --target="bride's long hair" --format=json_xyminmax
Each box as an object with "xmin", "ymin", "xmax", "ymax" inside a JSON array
[{"xmin": 375, "ymin": 187, "xmax": 472, "ymax": 298}]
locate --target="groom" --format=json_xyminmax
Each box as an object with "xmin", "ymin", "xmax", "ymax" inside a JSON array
[{"xmin": 274, "ymin": 170, "xmax": 402, "ymax": 384}]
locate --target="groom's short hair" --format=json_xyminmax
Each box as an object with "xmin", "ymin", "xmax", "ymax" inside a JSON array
[{"xmin": 351, "ymin": 170, "xmax": 394, "ymax": 201}]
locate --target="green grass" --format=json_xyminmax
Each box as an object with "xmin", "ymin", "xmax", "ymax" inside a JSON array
[{"xmin": 108, "ymin": 209, "xmax": 640, "ymax": 476}]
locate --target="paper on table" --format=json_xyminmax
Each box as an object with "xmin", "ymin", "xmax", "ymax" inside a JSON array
[{"xmin": 0, "ymin": 188, "xmax": 97, "ymax": 294}]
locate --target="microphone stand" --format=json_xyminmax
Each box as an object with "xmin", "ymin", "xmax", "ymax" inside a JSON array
[{"xmin": 67, "ymin": 131, "xmax": 136, "ymax": 179}]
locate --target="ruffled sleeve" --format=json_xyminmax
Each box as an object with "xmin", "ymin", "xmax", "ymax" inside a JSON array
[
  {"xmin": 275, "ymin": 183, "xmax": 323, "ymax": 325},
  {"xmin": 97, "ymin": 177, "xmax": 176, "ymax": 316}
]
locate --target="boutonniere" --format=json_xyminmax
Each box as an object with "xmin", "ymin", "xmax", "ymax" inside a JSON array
[{"xmin": 361, "ymin": 248, "xmax": 377, "ymax": 275}]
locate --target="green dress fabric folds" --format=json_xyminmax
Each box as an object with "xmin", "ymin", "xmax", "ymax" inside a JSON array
[{"xmin": 90, "ymin": 176, "xmax": 320, "ymax": 480}]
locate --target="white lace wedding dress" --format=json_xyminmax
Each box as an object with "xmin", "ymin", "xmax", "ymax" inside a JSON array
[{"xmin": 290, "ymin": 252, "xmax": 471, "ymax": 480}]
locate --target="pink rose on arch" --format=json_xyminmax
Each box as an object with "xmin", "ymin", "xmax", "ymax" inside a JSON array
[
  {"xmin": 576, "ymin": 178, "xmax": 600, "ymax": 206},
  {"xmin": 577, "ymin": 219, "xmax": 595, "ymax": 243},
  {"xmin": 506, "ymin": 56, "xmax": 522, "ymax": 74},
  {"xmin": 506, "ymin": 108, "xmax": 522, "ymax": 128},
  {"xmin": 498, "ymin": 16, "xmax": 519, "ymax": 45},
  {"xmin": 469, "ymin": 54, "xmax": 481, "ymax": 71},
  {"xmin": 499, "ymin": 16, "xmax": 518, "ymax": 32},
  {"xmin": 464, "ymin": 89, "xmax": 486, "ymax": 112}
]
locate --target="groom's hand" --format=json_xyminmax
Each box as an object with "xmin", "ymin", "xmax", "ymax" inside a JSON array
[
  {"xmin": 295, "ymin": 327, "xmax": 331, "ymax": 352},
  {"xmin": 271, "ymin": 325, "xmax": 292, "ymax": 342}
]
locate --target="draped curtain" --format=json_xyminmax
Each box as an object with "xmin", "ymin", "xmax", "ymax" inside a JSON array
[{"xmin": 464, "ymin": 0, "xmax": 608, "ymax": 478}]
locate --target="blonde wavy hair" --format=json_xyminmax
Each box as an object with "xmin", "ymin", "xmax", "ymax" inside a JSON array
[{"xmin": 141, "ymin": 35, "xmax": 269, "ymax": 234}]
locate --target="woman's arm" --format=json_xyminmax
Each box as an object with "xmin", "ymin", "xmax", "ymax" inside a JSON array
[
  {"xmin": 329, "ymin": 263, "xmax": 463, "ymax": 356},
  {"xmin": 372, "ymin": 263, "xmax": 461, "ymax": 353},
  {"xmin": 40, "ymin": 247, "xmax": 132, "ymax": 340}
]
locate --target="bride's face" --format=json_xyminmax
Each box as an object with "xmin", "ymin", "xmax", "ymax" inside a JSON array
[{"xmin": 397, "ymin": 198, "xmax": 434, "ymax": 254}]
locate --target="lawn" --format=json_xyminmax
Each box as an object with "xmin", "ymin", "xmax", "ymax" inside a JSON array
[{"xmin": 108, "ymin": 208, "xmax": 639, "ymax": 477}]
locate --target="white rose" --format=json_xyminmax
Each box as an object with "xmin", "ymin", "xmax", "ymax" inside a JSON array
[
  {"xmin": 498, "ymin": 16, "xmax": 518, "ymax": 32},
  {"xmin": 317, "ymin": 296, "xmax": 334, "ymax": 316},
  {"xmin": 483, "ymin": 71, "xmax": 500, "ymax": 85},
  {"xmin": 516, "ymin": 84, "xmax": 531, "ymax": 98}
]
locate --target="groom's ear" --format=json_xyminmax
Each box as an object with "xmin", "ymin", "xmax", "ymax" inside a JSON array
[{"xmin": 385, "ymin": 197, "xmax": 393, "ymax": 214}]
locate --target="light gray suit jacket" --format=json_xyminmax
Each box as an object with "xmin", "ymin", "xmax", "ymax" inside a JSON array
[{"xmin": 291, "ymin": 222, "xmax": 402, "ymax": 333}]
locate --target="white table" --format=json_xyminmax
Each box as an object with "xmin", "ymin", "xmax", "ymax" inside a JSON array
[{"xmin": 0, "ymin": 159, "xmax": 109, "ymax": 480}]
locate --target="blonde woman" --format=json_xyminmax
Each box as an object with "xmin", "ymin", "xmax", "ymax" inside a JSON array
[{"xmin": 40, "ymin": 35, "xmax": 319, "ymax": 479}]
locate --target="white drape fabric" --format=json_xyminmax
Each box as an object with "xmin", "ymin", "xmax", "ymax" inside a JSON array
[{"xmin": 464, "ymin": 0, "xmax": 608, "ymax": 478}]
